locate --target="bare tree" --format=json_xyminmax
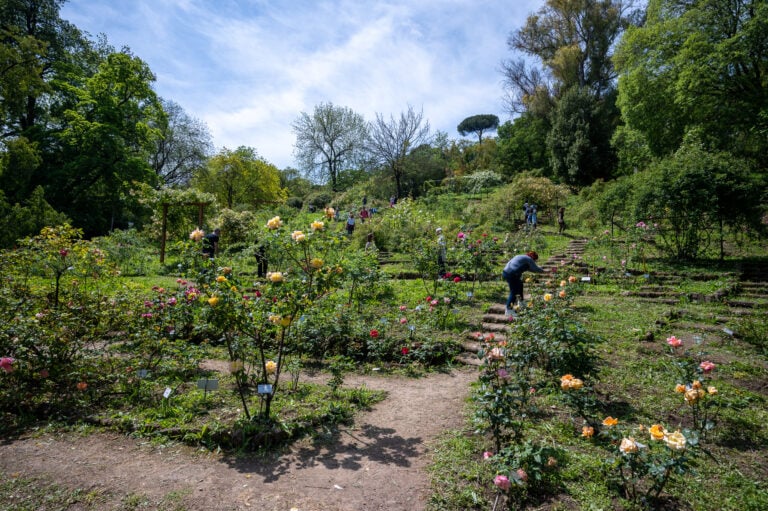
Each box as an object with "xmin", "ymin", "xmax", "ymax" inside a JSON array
[
  {"xmin": 151, "ymin": 99, "xmax": 213, "ymax": 186},
  {"xmin": 292, "ymin": 102, "xmax": 367, "ymax": 192},
  {"xmin": 366, "ymin": 105, "xmax": 430, "ymax": 200}
]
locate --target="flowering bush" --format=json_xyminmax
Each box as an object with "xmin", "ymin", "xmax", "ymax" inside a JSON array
[
  {"xmin": 600, "ymin": 418, "xmax": 699, "ymax": 505},
  {"xmin": 505, "ymin": 288, "xmax": 600, "ymax": 377}
]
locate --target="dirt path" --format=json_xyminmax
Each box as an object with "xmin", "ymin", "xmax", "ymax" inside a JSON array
[{"xmin": 1, "ymin": 368, "xmax": 476, "ymax": 511}]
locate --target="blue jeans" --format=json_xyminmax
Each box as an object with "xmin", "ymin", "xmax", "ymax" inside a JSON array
[{"xmin": 502, "ymin": 270, "xmax": 523, "ymax": 309}]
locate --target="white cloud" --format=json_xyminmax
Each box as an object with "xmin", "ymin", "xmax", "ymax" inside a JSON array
[{"xmin": 61, "ymin": 0, "xmax": 544, "ymax": 168}]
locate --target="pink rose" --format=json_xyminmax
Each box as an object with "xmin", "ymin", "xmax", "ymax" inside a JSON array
[
  {"xmin": 483, "ymin": 451, "xmax": 494, "ymax": 459},
  {"xmin": 700, "ymin": 361, "xmax": 716, "ymax": 373},
  {"xmin": 399, "ymin": 317, "xmax": 407, "ymax": 324},
  {"xmin": 666, "ymin": 335, "xmax": 682, "ymax": 348},
  {"xmin": 494, "ymin": 474, "xmax": 511, "ymax": 491},
  {"xmin": 0, "ymin": 357, "xmax": 15, "ymax": 373}
]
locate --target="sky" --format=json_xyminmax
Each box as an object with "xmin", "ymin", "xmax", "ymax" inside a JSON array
[{"xmin": 60, "ymin": 0, "xmax": 545, "ymax": 169}]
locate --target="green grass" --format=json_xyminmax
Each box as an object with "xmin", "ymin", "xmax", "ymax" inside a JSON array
[
  {"xmin": 426, "ymin": 252, "xmax": 768, "ymax": 510},
  {"xmin": 0, "ymin": 472, "xmax": 190, "ymax": 511}
]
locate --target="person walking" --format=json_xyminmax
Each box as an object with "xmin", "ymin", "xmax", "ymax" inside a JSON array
[
  {"xmin": 557, "ymin": 207, "xmax": 566, "ymax": 234},
  {"xmin": 346, "ymin": 211, "xmax": 356, "ymax": 235},
  {"xmin": 502, "ymin": 251, "xmax": 545, "ymax": 316},
  {"xmin": 436, "ymin": 227, "xmax": 447, "ymax": 277}
]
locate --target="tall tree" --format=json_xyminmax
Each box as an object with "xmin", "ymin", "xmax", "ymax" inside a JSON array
[
  {"xmin": 615, "ymin": 0, "xmax": 768, "ymax": 165},
  {"xmin": 0, "ymin": 0, "xmax": 93, "ymax": 138},
  {"xmin": 503, "ymin": 0, "xmax": 637, "ymax": 112},
  {"xmin": 366, "ymin": 105, "xmax": 430, "ymax": 200},
  {"xmin": 150, "ymin": 99, "xmax": 213, "ymax": 187},
  {"xmin": 48, "ymin": 51, "xmax": 164, "ymax": 235},
  {"xmin": 292, "ymin": 102, "xmax": 367, "ymax": 192},
  {"xmin": 501, "ymin": 0, "xmax": 639, "ymax": 184},
  {"xmin": 547, "ymin": 86, "xmax": 618, "ymax": 185},
  {"xmin": 194, "ymin": 146, "xmax": 286, "ymax": 209},
  {"xmin": 457, "ymin": 114, "xmax": 500, "ymax": 143}
]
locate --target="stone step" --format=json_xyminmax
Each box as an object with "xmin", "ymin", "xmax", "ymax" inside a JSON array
[
  {"xmin": 727, "ymin": 300, "xmax": 768, "ymax": 309},
  {"xmin": 481, "ymin": 322, "xmax": 512, "ymax": 333},
  {"xmin": 455, "ymin": 352, "xmax": 483, "ymax": 366}
]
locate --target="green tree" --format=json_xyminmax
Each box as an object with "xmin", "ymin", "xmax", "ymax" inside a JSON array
[
  {"xmin": 501, "ymin": 0, "xmax": 639, "ymax": 183},
  {"xmin": 502, "ymin": 0, "xmax": 638, "ymax": 113},
  {"xmin": 615, "ymin": 0, "xmax": 768, "ymax": 166},
  {"xmin": 632, "ymin": 138, "xmax": 765, "ymax": 259},
  {"xmin": 194, "ymin": 146, "xmax": 287, "ymax": 209},
  {"xmin": 457, "ymin": 114, "xmax": 500, "ymax": 143},
  {"xmin": 366, "ymin": 105, "xmax": 430, "ymax": 200},
  {"xmin": 47, "ymin": 51, "xmax": 164, "ymax": 235},
  {"xmin": 496, "ymin": 114, "xmax": 550, "ymax": 175},
  {"xmin": 547, "ymin": 86, "xmax": 618, "ymax": 186},
  {"xmin": 292, "ymin": 102, "xmax": 368, "ymax": 192}
]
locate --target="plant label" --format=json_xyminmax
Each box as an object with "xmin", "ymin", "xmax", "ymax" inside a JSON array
[
  {"xmin": 257, "ymin": 384, "xmax": 273, "ymax": 395},
  {"xmin": 197, "ymin": 378, "xmax": 219, "ymax": 391},
  {"xmin": 163, "ymin": 387, "xmax": 172, "ymax": 398}
]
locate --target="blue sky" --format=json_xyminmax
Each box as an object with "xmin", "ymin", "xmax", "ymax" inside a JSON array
[{"xmin": 61, "ymin": 0, "xmax": 544, "ymax": 169}]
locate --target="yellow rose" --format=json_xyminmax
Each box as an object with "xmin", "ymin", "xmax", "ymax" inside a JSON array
[
  {"xmin": 310, "ymin": 258, "xmax": 324, "ymax": 269},
  {"xmin": 280, "ymin": 315, "xmax": 292, "ymax": 327},
  {"xmin": 230, "ymin": 286, "xmax": 237, "ymax": 292},
  {"xmin": 684, "ymin": 388, "xmax": 701, "ymax": 404},
  {"xmin": 602, "ymin": 416, "xmax": 618, "ymax": 427},
  {"xmin": 266, "ymin": 216, "xmax": 282, "ymax": 229},
  {"xmin": 560, "ymin": 280, "xmax": 566, "ymax": 287},
  {"xmin": 216, "ymin": 275, "xmax": 227, "ymax": 283},
  {"xmin": 675, "ymin": 383, "xmax": 686, "ymax": 393},
  {"xmin": 311, "ymin": 220, "xmax": 324, "ymax": 231},
  {"xmin": 222, "ymin": 266, "xmax": 232, "ymax": 274},
  {"xmin": 207, "ymin": 296, "xmax": 220, "ymax": 306},
  {"xmin": 619, "ymin": 437, "xmax": 639, "ymax": 454},
  {"xmin": 663, "ymin": 430, "xmax": 686, "ymax": 451},
  {"xmin": 189, "ymin": 228, "xmax": 205, "ymax": 241},
  {"xmin": 268, "ymin": 272, "xmax": 284, "ymax": 283},
  {"xmin": 268, "ymin": 314, "xmax": 282, "ymax": 324},
  {"xmin": 544, "ymin": 293, "xmax": 553, "ymax": 302},
  {"xmin": 291, "ymin": 230, "xmax": 306, "ymax": 242},
  {"xmin": 569, "ymin": 378, "xmax": 584, "ymax": 390},
  {"xmin": 265, "ymin": 360, "xmax": 277, "ymax": 374},
  {"xmin": 324, "ymin": 207, "xmax": 335, "ymax": 219},
  {"xmin": 581, "ymin": 426, "xmax": 594, "ymax": 438},
  {"xmin": 692, "ymin": 380, "xmax": 702, "ymax": 389},
  {"xmin": 649, "ymin": 424, "xmax": 666, "ymax": 441},
  {"xmin": 707, "ymin": 386, "xmax": 718, "ymax": 395}
]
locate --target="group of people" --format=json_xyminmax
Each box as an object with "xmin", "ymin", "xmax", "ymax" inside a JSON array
[{"xmin": 522, "ymin": 202, "xmax": 566, "ymax": 234}]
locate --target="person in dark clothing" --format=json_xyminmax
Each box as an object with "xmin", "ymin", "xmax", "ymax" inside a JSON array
[
  {"xmin": 502, "ymin": 251, "xmax": 545, "ymax": 316},
  {"xmin": 254, "ymin": 239, "xmax": 268, "ymax": 278},
  {"xmin": 202, "ymin": 228, "xmax": 221, "ymax": 258},
  {"xmin": 558, "ymin": 207, "xmax": 566, "ymax": 234}
]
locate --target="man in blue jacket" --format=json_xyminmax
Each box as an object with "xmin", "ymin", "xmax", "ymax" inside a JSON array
[{"xmin": 502, "ymin": 251, "xmax": 544, "ymax": 316}]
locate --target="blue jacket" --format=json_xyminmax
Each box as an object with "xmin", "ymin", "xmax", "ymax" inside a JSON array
[{"xmin": 503, "ymin": 255, "xmax": 544, "ymax": 276}]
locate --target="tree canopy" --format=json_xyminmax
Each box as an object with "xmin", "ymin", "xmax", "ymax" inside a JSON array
[
  {"xmin": 292, "ymin": 102, "xmax": 368, "ymax": 192},
  {"xmin": 457, "ymin": 114, "xmax": 499, "ymax": 143},
  {"xmin": 366, "ymin": 105, "xmax": 431, "ymax": 200}
]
